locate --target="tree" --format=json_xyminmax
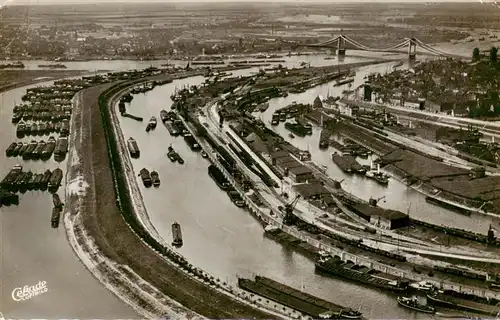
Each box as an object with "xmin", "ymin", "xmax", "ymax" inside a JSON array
[
  {"xmin": 472, "ymin": 47, "xmax": 480, "ymax": 61},
  {"xmin": 490, "ymin": 46, "xmax": 498, "ymax": 63}
]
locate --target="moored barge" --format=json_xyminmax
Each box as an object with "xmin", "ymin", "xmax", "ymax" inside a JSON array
[
  {"xmin": 48, "ymin": 168, "xmax": 63, "ymax": 193},
  {"xmin": 397, "ymin": 296, "xmax": 435, "ymax": 314},
  {"xmin": 208, "ymin": 164, "xmax": 231, "ymax": 191},
  {"xmin": 127, "ymin": 137, "xmax": 140, "ymax": 158},
  {"xmin": 238, "ymin": 276, "xmax": 362, "ymax": 319},
  {"xmin": 315, "ymin": 254, "xmax": 409, "ymax": 292},
  {"xmin": 151, "ymin": 171, "xmax": 160, "ymax": 187},
  {"xmin": 331, "ymin": 153, "xmax": 365, "ymax": 174},
  {"xmin": 163, "ymin": 121, "xmax": 180, "ymax": 136},
  {"xmin": 319, "ymin": 129, "xmax": 331, "ymax": 149},
  {"xmin": 427, "ymin": 291, "xmax": 498, "ymax": 315},
  {"xmin": 171, "ymin": 222, "xmax": 183, "ymax": 247},
  {"xmin": 51, "ymin": 207, "xmax": 61, "ymax": 228},
  {"xmin": 183, "ymin": 133, "xmax": 202, "ymax": 151},
  {"xmin": 54, "ymin": 137, "xmax": 69, "ymax": 162},
  {"xmin": 139, "ymin": 168, "xmax": 152, "ymax": 187}
]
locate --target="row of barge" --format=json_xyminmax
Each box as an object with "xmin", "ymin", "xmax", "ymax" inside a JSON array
[
  {"xmin": 139, "ymin": 168, "xmax": 161, "ymax": 188},
  {"xmin": 208, "ymin": 164, "xmax": 245, "ymax": 207},
  {"xmin": 16, "ymin": 120, "xmax": 70, "ymax": 138},
  {"xmin": 5, "ymin": 136, "xmax": 68, "ymax": 161},
  {"xmin": 0, "ymin": 165, "xmax": 63, "ymax": 193}
]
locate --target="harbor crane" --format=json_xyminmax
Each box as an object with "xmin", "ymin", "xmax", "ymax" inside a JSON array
[
  {"xmin": 283, "ymin": 195, "xmax": 301, "ymax": 225},
  {"xmin": 369, "ymin": 195, "xmax": 386, "ymax": 207}
]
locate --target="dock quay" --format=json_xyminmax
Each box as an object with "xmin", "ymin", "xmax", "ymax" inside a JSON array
[
  {"xmin": 238, "ymin": 276, "xmax": 362, "ymax": 319},
  {"xmin": 427, "ymin": 292, "xmax": 500, "ymax": 315}
]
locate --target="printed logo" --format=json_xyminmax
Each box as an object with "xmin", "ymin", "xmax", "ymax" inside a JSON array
[{"xmin": 11, "ymin": 281, "xmax": 48, "ymax": 302}]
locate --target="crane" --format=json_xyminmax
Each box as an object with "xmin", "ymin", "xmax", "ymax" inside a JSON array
[
  {"xmin": 369, "ymin": 195, "xmax": 385, "ymax": 206},
  {"xmin": 283, "ymin": 195, "xmax": 301, "ymax": 225}
]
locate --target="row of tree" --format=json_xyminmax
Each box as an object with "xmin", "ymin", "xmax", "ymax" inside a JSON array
[{"xmin": 472, "ymin": 46, "xmax": 498, "ymax": 62}]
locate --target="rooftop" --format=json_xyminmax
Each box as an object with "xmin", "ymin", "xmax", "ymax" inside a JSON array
[{"xmin": 294, "ymin": 182, "xmax": 330, "ymax": 198}]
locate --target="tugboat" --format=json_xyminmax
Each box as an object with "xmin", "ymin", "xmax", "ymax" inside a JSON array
[
  {"xmin": 200, "ymin": 150, "xmax": 208, "ymax": 158},
  {"xmin": 146, "ymin": 116, "xmax": 157, "ymax": 132},
  {"xmin": 397, "ymin": 296, "xmax": 436, "ymax": 314},
  {"xmin": 167, "ymin": 145, "xmax": 177, "ymax": 162},
  {"xmin": 365, "ymin": 163, "xmax": 389, "ymax": 186},
  {"xmin": 151, "ymin": 171, "xmax": 161, "ymax": 187}
]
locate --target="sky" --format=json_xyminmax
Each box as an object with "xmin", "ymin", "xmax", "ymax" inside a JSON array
[{"xmin": 0, "ymin": 0, "xmax": 485, "ymax": 4}]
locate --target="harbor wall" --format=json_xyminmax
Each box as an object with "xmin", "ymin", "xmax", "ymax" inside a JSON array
[{"xmin": 182, "ymin": 104, "xmax": 500, "ymax": 301}]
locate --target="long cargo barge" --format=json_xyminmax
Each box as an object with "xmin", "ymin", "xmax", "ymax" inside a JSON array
[
  {"xmin": 319, "ymin": 129, "xmax": 331, "ymax": 149},
  {"xmin": 208, "ymin": 165, "xmax": 232, "ymax": 191},
  {"xmin": 127, "ymin": 137, "xmax": 140, "ymax": 158},
  {"xmin": 427, "ymin": 292, "xmax": 499, "ymax": 315},
  {"xmin": 171, "ymin": 222, "xmax": 183, "ymax": 246},
  {"xmin": 331, "ymin": 153, "xmax": 365, "ymax": 174},
  {"xmin": 163, "ymin": 121, "xmax": 180, "ymax": 136},
  {"xmin": 41, "ymin": 136, "xmax": 57, "ymax": 160},
  {"xmin": 51, "ymin": 207, "xmax": 61, "ymax": 228},
  {"xmin": 284, "ymin": 122, "xmax": 311, "ymax": 137},
  {"xmin": 315, "ymin": 254, "xmax": 409, "ymax": 292},
  {"xmin": 238, "ymin": 276, "xmax": 362, "ymax": 319},
  {"xmin": 425, "ymin": 196, "xmax": 472, "ymax": 216},
  {"xmin": 122, "ymin": 112, "xmax": 143, "ymax": 122},
  {"xmin": 0, "ymin": 188, "xmax": 19, "ymax": 206}
]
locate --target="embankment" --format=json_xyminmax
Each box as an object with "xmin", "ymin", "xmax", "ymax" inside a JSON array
[{"xmin": 73, "ymin": 78, "xmax": 274, "ymax": 318}]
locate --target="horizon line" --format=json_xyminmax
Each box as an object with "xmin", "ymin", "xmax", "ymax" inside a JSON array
[{"xmin": 3, "ymin": 0, "xmax": 483, "ymax": 5}]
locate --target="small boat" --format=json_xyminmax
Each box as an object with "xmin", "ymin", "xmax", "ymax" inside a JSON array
[
  {"xmin": 289, "ymin": 133, "xmax": 295, "ymax": 139},
  {"xmin": 228, "ymin": 190, "xmax": 245, "ymax": 208},
  {"xmin": 171, "ymin": 222, "xmax": 183, "ymax": 247},
  {"xmin": 397, "ymin": 296, "xmax": 435, "ymax": 314},
  {"xmin": 151, "ymin": 171, "xmax": 160, "ymax": 187},
  {"xmin": 200, "ymin": 150, "xmax": 208, "ymax": 158}
]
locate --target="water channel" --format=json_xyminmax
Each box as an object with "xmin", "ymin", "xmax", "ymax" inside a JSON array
[{"xmin": 1, "ymin": 53, "xmax": 486, "ymax": 319}]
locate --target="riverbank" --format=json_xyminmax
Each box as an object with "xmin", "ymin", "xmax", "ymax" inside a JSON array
[
  {"xmin": 0, "ymin": 69, "xmax": 94, "ymax": 93},
  {"xmin": 74, "ymin": 75, "xmax": 277, "ymax": 318}
]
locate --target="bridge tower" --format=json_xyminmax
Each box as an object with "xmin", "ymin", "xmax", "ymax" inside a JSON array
[
  {"xmin": 408, "ymin": 38, "xmax": 417, "ymax": 61},
  {"xmin": 337, "ymin": 36, "xmax": 346, "ymax": 57}
]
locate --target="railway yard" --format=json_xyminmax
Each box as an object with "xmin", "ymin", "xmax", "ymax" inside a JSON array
[{"xmin": 3, "ymin": 45, "xmax": 500, "ymax": 320}]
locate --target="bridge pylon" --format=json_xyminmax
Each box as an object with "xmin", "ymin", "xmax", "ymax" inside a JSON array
[
  {"xmin": 408, "ymin": 38, "xmax": 417, "ymax": 61},
  {"xmin": 338, "ymin": 36, "xmax": 346, "ymax": 57}
]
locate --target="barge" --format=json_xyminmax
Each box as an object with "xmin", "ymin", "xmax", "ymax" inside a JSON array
[
  {"xmin": 151, "ymin": 171, "xmax": 160, "ymax": 187},
  {"xmin": 208, "ymin": 165, "xmax": 232, "ymax": 191},
  {"xmin": 52, "ymin": 193, "xmax": 63, "ymax": 209},
  {"xmin": 227, "ymin": 190, "xmax": 245, "ymax": 207},
  {"xmin": 22, "ymin": 140, "xmax": 38, "ymax": 160},
  {"xmin": 139, "ymin": 168, "xmax": 152, "ymax": 188},
  {"xmin": 6, "ymin": 142, "xmax": 17, "ymax": 157},
  {"xmin": 183, "ymin": 134, "xmax": 202, "ymax": 151},
  {"xmin": 315, "ymin": 254, "xmax": 409, "ymax": 292},
  {"xmin": 167, "ymin": 146, "xmax": 184, "ymax": 164},
  {"xmin": 426, "ymin": 291, "xmax": 498, "ymax": 315},
  {"xmin": 331, "ymin": 153, "xmax": 366, "ymax": 174},
  {"xmin": 238, "ymin": 276, "xmax": 362, "ymax": 319},
  {"xmin": 319, "ymin": 129, "xmax": 331, "ymax": 149},
  {"xmin": 40, "ymin": 169, "xmax": 52, "ymax": 190},
  {"xmin": 425, "ymin": 196, "xmax": 472, "ymax": 216},
  {"xmin": 54, "ymin": 137, "xmax": 68, "ymax": 162},
  {"xmin": 41, "ymin": 136, "xmax": 56, "ymax": 160},
  {"xmin": 171, "ymin": 222, "xmax": 183, "ymax": 247},
  {"xmin": 32, "ymin": 140, "xmax": 47, "ymax": 160},
  {"xmin": 163, "ymin": 121, "xmax": 180, "ymax": 136},
  {"xmin": 48, "ymin": 168, "xmax": 63, "ymax": 193},
  {"xmin": 160, "ymin": 109, "xmax": 169, "ymax": 123},
  {"xmin": 0, "ymin": 188, "xmax": 19, "ymax": 206},
  {"xmin": 122, "ymin": 113, "xmax": 144, "ymax": 122},
  {"xmin": 51, "ymin": 207, "xmax": 61, "ymax": 228},
  {"xmin": 127, "ymin": 137, "xmax": 140, "ymax": 159}
]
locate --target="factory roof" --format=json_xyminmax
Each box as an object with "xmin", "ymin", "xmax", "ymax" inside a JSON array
[
  {"xmin": 289, "ymin": 166, "xmax": 313, "ymax": 176},
  {"xmin": 353, "ymin": 203, "xmax": 408, "ymax": 220},
  {"xmin": 294, "ymin": 182, "xmax": 330, "ymax": 198},
  {"xmin": 271, "ymin": 150, "xmax": 289, "ymax": 160},
  {"xmin": 277, "ymin": 159, "xmax": 302, "ymax": 169}
]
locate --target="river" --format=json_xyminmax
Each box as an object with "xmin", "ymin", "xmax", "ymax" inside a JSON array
[
  {"xmin": 0, "ymin": 53, "xmax": 476, "ymax": 319},
  {"xmin": 0, "ymin": 82, "xmax": 138, "ymax": 318}
]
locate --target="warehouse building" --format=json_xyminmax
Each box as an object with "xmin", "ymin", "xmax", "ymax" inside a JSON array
[{"xmin": 349, "ymin": 203, "xmax": 410, "ymax": 230}]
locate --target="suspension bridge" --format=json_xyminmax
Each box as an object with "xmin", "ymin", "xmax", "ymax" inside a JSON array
[{"xmin": 301, "ymin": 35, "xmax": 457, "ymax": 60}]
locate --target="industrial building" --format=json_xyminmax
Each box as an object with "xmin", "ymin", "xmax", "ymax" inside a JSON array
[
  {"xmin": 270, "ymin": 151, "xmax": 314, "ymax": 183},
  {"xmin": 348, "ymin": 203, "xmax": 410, "ymax": 230},
  {"xmin": 294, "ymin": 182, "xmax": 330, "ymax": 200}
]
